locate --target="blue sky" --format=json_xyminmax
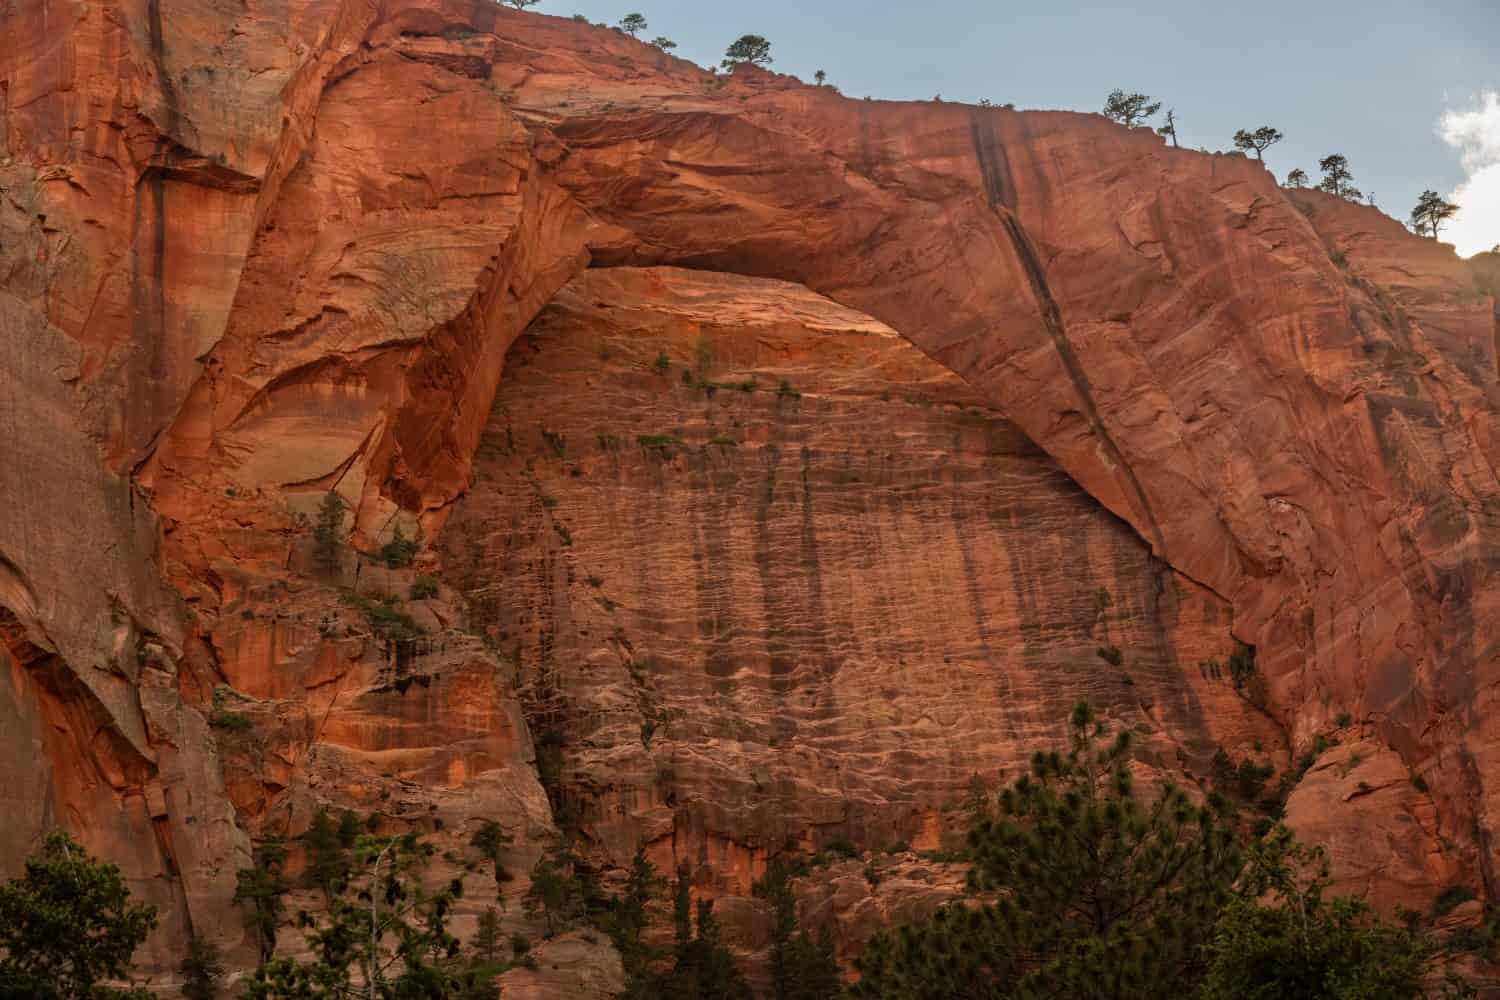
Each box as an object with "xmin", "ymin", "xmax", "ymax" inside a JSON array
[{"xmin": 550, "ymin": 0, "xmax": 1500, "ymax": 256}]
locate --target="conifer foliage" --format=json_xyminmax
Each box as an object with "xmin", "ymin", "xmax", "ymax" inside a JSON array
[
  {"xmin": 0, "ymin": 832, "xmax": 158, "ymax": 1000},
  {"xmin": 754, "ymin": 857, "xmax": 840, "ymax": 1000},
  {"xmin": 854, "ymin": 702, "xmax": 1241, "ymax": 998},
  {"xmin": 851, "ymin": 702, "xmax": 1469, "ymax": 1000}
]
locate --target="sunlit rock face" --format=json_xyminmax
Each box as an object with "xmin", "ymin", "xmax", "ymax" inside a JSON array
[{"xmin": 2, "ymin": 0, "xmax": 1498, "ymax": 988}]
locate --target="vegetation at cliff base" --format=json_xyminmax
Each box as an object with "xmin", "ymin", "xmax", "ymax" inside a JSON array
[
  {"xmin": 851, "ymin": 701, "xmax": 1474, "ymax": 1000},
  {"xmin": 0, "ymin": 832, "xmax": 158, "ymax": 1000}
]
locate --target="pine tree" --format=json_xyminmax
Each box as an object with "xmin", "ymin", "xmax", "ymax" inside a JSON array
[
  {"xmin": 522, "ymin": 849, "xmax": 582, "ymax": 938},
  {"xmin": 722, "ymin": 35, "xmax": 773, "ymax": 70},
  {"xmin": 784, "ymin": 928, "xmax": 840, "ymax": 1000},
  {"xmin": 313, "ymin": 491, "xmax": 345, "ymax": 576},
  {"xmin": 0, "ymin": 832, "xmax": 158, "ymax": 1000},
  {"xmin": 337, "ymin": 809, "xmax": 362, "ymax": 849},
  {"xmin": 178, "ymin": 936, "xmax": 225, "ymax": 1000},
  {"xmin": 233, "ymin": 839, "xmax": 289, "ymax": 969},
  {"xmin": 1286, "ymin": 168, "xmax": 1309, "ymax": 188},
  {"xmin": 852, "ymin": 702, "xmax": 1242, "ymax": 999},
  {"xmin": 611, "ymin": 847, "xmax": 664, "ymax": 979},
  {"xmin": 378, "ymin": 522, "xmax": 418, "ymax": 569},
  {"xmin": 619, "ymin": 12, "xmax": 647, "ymax": 36},
  {"xmin": 1199, "ymin": 827, "xmax": 1430, "ymax": 999},
  {"xmin": 1101, "ymin": 89, "xmax": 1161, "ymax": 127},
  {"xmin": 467, "ymin": 904, "xmax": 509, "ymax": 996},
  {"xmin": 1410, "ymin": 190, "xmax": 1459, "ymax": 240},
  {"xmin": 1316, "ymin": 154, "xmax": 1362, "ymax": 201},
  {"xmin": 1155, "ymin": 108, "xmax": 1180, "ymax": 147},
  {"xmin": 674, "ymin": 900, "xmax": 753, "ymax": 1000},
  {"xmin": 469, "ymin": 819, "xmax": 515, "ymax": 893},
  {"xmin": 754, "ymin": 856, "xmax": 835, "ymax": 999},
  {"xmin": 849, "ymin": 699, "xmax": 1472, "ymax": 999},
  {"xmin": 1233, "ymin": 126, "xmax": 1284, "ymax": 160},
  {"xmin": 303, "ymin": 808, "xmax": 349, "ymax": 896}
]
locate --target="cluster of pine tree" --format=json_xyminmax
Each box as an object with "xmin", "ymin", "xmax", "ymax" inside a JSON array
[
  {"xmin": 852, "ymin": 702, "xmax": 1476, "ymax": 1000},
  {"xmin": 604, "ymin": 845, "xmax": 840, "ymax": 1000}
]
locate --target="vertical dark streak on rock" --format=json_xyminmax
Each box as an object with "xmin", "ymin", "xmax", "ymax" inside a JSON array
[
  {"xmin": 797, "ymin": 442, "xmax": 839, "ymax": 732},
  {"xmin": 1000, "ymin": 211, "xmax": 1169, "ymax": 560},
  {"xmin": 968, "ymin": 114, "xmax": 1015, "ymax": 211},
  {"xmin": 754, "ymin": 442, "xmax": 796, "ymax": 704},
  {"xmin": 967, "ymin": 113, "xmax": 1168, "ymax": 561},
  {"xmin": 689, "ymin": 451, "xmax": 737, "ymax": 686}
]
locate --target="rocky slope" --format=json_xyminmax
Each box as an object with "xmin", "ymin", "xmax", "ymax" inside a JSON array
[{"xmin": 2, "ymin": 0, "xmax": 1498, "ymax": 991}]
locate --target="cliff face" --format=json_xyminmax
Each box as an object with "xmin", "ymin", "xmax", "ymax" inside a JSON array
[{"xmin": 2, "ymin": 0, "xmax": 1498, "ymax": 989}]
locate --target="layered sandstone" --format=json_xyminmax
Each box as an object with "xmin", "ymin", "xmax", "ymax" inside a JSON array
[{"xmin": 2, "ymin": 0, "xmax": 1498, "ymax": 991}]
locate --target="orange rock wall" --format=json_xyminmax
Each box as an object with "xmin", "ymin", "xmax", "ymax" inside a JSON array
[{"xmin": 2, "ymin": 0, "xmax": 1498, "ymax": 989}]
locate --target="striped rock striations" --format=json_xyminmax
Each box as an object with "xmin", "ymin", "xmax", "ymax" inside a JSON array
[{"xmin": 1, "ymin": 0, "xmax": 1498, "ymax": 989}]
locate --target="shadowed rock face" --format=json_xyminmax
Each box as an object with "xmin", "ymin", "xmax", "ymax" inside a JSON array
[{"xmin": 2, "ymin": 0, "xmax": 1498, "ymax": 988}]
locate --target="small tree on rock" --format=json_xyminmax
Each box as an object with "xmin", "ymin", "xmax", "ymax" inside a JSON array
[
  {"xmin": 504, "ymin": 0, "xmax": 541, "ymax": 8},
  {"xmin": 1156, "ymin": 108, "xmax": 1180, "ymax": 147},
  {"xmin": 722, "ymin": 35, "xmax": 772, "ymax": 70},
  {"xmin": 1410, "ymin": 189, "xmax": 1459, "ymax": 239},
  {"xmin": 523, "ymin": 849, "xmax": 583, "ymax": 938},
  {"xmin": 233, "ymin": 839, "xmax": 289, "ymax": 969},
  {"xmin": 619, "ymin": 12, "xmax": 647, "ymax": 36},
  {"xmin": 1233, "ymin": 125, "xmax": 1284, "ymax": 160},
  {"xmin": 1286, "ymin": 168, "xmax": 1308, "ymax": 188},
  {"xmin": 303, "ymin": 807, "xmax": 349, "ymax": 897},
  {"xmin": 313, "ymin": 490, "xmax": 345, "ymax": 576},
  {"xmin": 178, "ymin": 937, "xmax": 225, "ymax": 1000},
  {"xmin": 470, "ymin": 820, "xmax": 515, "ymax": 896},
  {"xmin": 814, "ymin": 69, "xmax": 826, "ymax": 86},
  {"xmin": 1317, "ymin": 154, "xmax": 1362, "ymax": 201},
  {"xmin": 650, "ymin": 36, "xmax": 677, "ymax": 51},
  {"xmin": 1102, "ymin": 89, "xmax": 1161, "ymax": 127}
]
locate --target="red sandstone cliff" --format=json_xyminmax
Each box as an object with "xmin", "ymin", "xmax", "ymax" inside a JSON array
[{"xmin": 2, "ymin": 0, "xmax": 1498, "ymax": 991}]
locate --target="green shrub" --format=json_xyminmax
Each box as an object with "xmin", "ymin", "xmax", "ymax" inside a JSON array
[
  {"xmin": 410, "ymin": 576, "xmax": 440, "ymax": 600},
  {"xmin": 208, "ymin": 687, "xmax": 252, "ymax": 732},
  {"xmin": 652, "ymin": 351, "xmax": 672, "ymax": 375},
  {"xmin": 378, "ymin": 523, "xmax": 418, "ymax": 569},
  {"xmin": 340, "ymin": 591, "xmax": 425, "ymax": 642}
]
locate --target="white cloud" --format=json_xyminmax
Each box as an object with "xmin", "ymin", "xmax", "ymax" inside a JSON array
[{"xmin": 1438, "ymin": 91, "xmax": 1500, "ymax": 258}]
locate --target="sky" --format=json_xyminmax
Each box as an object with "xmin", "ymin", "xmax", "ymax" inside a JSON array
[{"xmin": 552, "ymin": 0, "xmax": 1500, "ymax": 257}]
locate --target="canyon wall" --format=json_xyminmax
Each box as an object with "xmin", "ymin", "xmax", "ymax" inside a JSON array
[{"xmin": 2, "ymin": 0, "xmax": 1498, "ymax": 990}]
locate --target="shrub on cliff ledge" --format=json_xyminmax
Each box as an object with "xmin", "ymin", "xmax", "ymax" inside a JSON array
[
  {"xmin": 722, "ymin": 35, "xmax": 773, "ymax": 69},
  {"xmin": 1102, "ymin": 89, "xmax": 1161, "ymax": 127}
]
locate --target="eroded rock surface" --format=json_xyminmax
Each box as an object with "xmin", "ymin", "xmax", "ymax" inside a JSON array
[{"xmin": 2, "ymin": 0, "xmax": 1499, "ymax": 990}]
